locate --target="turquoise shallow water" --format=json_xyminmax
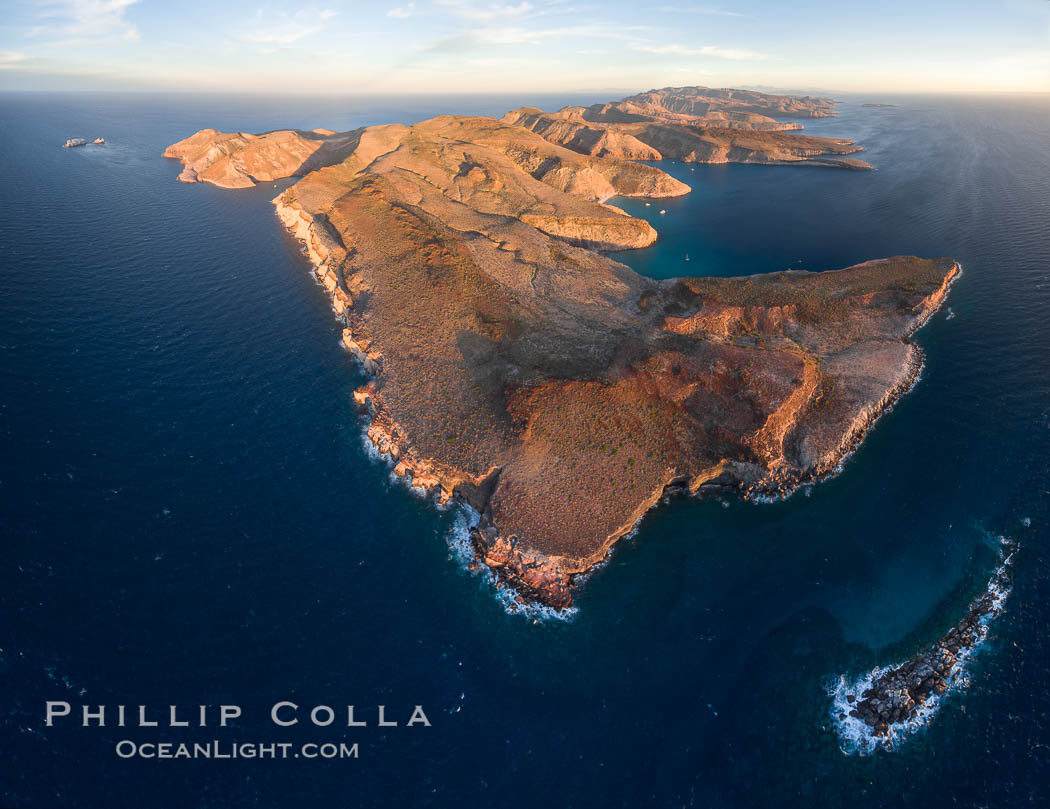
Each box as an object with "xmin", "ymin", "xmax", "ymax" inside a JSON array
[{"xmin": 1, "ymin": 93, "xmax": 1048, "ymax": 807}]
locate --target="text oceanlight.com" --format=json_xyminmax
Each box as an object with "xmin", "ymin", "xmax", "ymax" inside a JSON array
[{"xmin": 115, "ymin": 741, "xmax": 360, "ymax": 760}]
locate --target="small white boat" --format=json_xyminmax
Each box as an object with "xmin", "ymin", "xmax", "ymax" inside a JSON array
[
  {"xmin": 64, "ymin": 138, "xmax": 87, "ymax": 148},
  {"xmin": 685, "ymin": 254, "xmax": 690, "ymax": 262},
  {"xmin": 93, "ymin": 138, "xmax": 105, "ymax": 144},
  {"xmin": 644, "ymin": 202, "xmax": 650, "ymax": 207},
  {"xmin": 659, "ymin": 209, "xmax": 666, "ymax": 215}
]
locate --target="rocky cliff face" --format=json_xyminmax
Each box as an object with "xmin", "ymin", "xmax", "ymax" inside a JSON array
[{"xmin": 165, "ymin": 87, "xmax": 953, "ymax": 610}]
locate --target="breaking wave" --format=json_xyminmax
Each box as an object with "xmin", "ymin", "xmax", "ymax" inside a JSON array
[{"xmin": 446, "ymin": 506, "xmax": 578, "ymax": 623}]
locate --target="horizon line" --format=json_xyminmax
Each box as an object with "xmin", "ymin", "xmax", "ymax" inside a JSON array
[{"xmin": 2, "ymin": 86, "xmax": 1049, "ymax": 97}]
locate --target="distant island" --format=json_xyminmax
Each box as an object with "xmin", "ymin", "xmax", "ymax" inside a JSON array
[
  {"xmin": 64, "ymin": 137, "xmax": 104, "ymax": 147},
  {"xmin": 164, "ymin": 86, "xmax": 956, "ymax": 609}
]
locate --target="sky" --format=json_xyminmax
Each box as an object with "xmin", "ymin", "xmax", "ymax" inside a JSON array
[{"xmin": 0, "ymin": 0, "xmax": 1048, "ymax": 94}]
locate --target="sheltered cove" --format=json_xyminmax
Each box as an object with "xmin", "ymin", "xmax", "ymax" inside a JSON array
[{"xmin": 164, "ymin": 87, "xmax": 957, "ymax": 609}]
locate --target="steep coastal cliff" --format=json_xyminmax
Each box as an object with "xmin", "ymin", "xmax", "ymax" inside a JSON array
[{"xmin": 165, "ymin": 86, "xmax": 954, "ymax": 609}]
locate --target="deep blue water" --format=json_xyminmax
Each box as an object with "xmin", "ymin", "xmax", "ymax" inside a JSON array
[{"xmin": 1, "ymin": 92, "xmax": 1048, "ymax": 808}]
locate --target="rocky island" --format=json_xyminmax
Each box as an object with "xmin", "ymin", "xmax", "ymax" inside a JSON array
[
  {"xmin": 502, "ymin": 87, "xmax": 872, "ymax": 169},
  {"xmin": 165, "ymin": 86, "xmax": 956, "ymax": 609},
  {"xmin": 834, "ymin": 535, "xmax": 1017, "ymax": 750}
]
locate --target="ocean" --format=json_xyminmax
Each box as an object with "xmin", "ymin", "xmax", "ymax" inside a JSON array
[{"xmin": 1, "ymin": 91, "xmax": 1048, "ymax": 808}]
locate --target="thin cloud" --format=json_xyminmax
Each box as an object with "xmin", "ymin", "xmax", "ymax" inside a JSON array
[
  {"xmin": 437, "ymin": 1, "xmax": 536, "ymax": 23},
  {"xmin": 387, "ymin": 3, "xmax": 416, "ymax": 18},
  {"xmin": 630, "ymin": 42, "xmax": 772, "ymax": 60},
  {"xmin": 238, "ymin": 7, "xmax": 335, "ymax": 50},
  {"xmin": 659, "ymin": 4, "xmax": 746, "ymax": 16},
  {"xmin": 0, "ymin": 51, "xmax": 28, "ymax": 69},
  {"xmin": 241, "ymin": 26, "xmax": 320, "ymax": 46},
  {"xmin": 34, "ymin": 0, "xmax": 141, "ymax": 42},
  {"xmin": 426, "ymin": 22, "xmax": 642, "ymax": 52}
]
